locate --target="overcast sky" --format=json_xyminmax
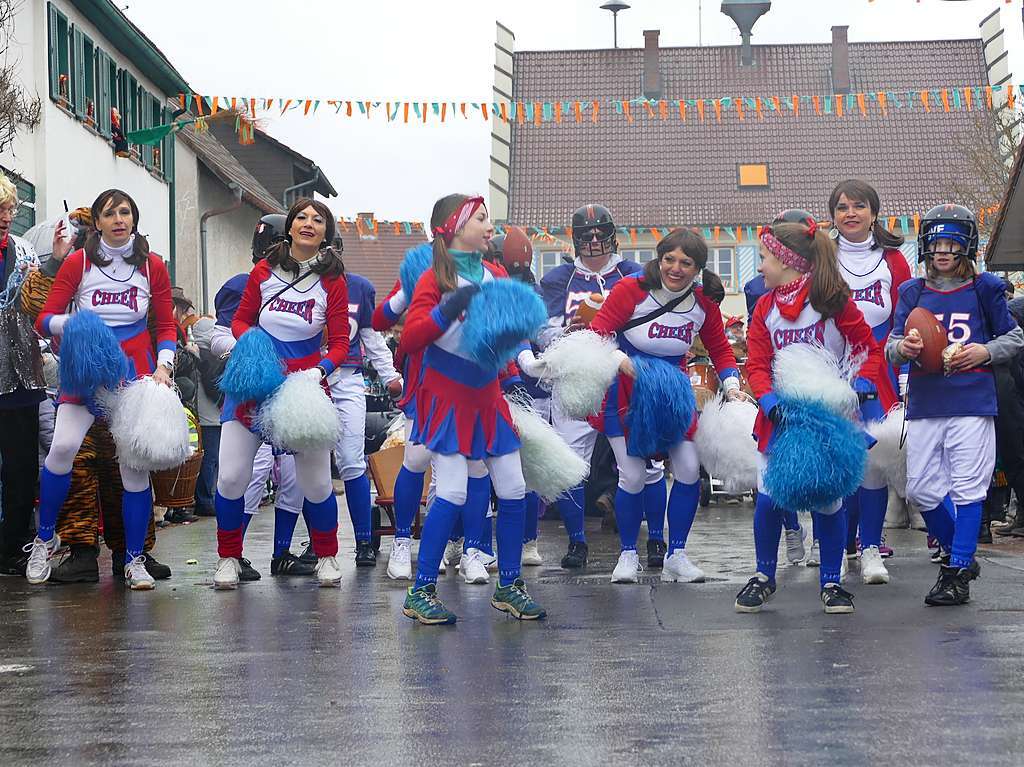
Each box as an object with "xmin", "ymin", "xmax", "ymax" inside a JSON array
[{"xmin": 122, "ymin": 0, "xmax": 1015, "ymax": 223}]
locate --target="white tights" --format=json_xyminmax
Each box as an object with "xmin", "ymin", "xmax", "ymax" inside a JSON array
[
  {"xmin": 45, "ymin": 402, "xmax": 149, "ymax": 492},
  {"xmin": 608, "ymin": 436, "xmax": 699, "ymax": 494},
  {"xmin": 217, "ymin": 420, "xmax": 333, "ymax": 504},
  {"xmin": 434, "ymin": 451, "xmax": 525, "ymax": 506}
]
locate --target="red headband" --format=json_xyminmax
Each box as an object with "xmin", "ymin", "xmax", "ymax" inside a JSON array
[
  {"xmin": 760, "ymin": 230, "xmax": 813, "ymax": 274},
  {"xmin": 432, "ymin": 196, "xmax": 485, "ymax": 246}
]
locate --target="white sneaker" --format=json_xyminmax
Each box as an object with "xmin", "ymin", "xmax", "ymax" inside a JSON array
[
  {"xmin": 661, "ymin": 550, "xmax": 706, "ymax": 583},
  {"xmin": 213, "ymin": 557, "xmax": 241, "ymax": 590},
  {"xmin": 438, "ymin": 556, "xmax": 447, "ymax": 574},
  {"xmin": 784, "ymin": 526, "xmax": 806, "ymax": 564},
  {"xmin": 521, "ymin": 540, "xmax": 543, "ymax": 566},
  {"xmin": 24, "ymin": 534, "xmax": 60, "ymax": 584},
  {"xmin": 860, "ymin": 545, "xmax": 890, "ymax": 585},
  {"xmin": 805, "ymin": 540, "xmax": 820, "ymax": 567},
  {"xmin": 479, "ymin": 550, "xmax": 498, "ymax": 572},
  {"xmin": 387, "ymin": 538, "xmax": 413, "ymax": 581},
  {"xmin": 315, "ymin": 556, "xmax": 342, "ymax": 587},
  {"xmin": 125, "ymin": 555, "xmax": 155, "ymax": 590},
  {"xmin": 840, "ymin": 554, "xmax": 848, "ymax": 583},
  {"xmin": 459, "ymin": 548, "xmax": 490, "ymax": 584},
  {"xmin": 611, "ymin": 549, "xmax": 641, "ymax": 583},
  {"xmin": 442, "ymin": 538, "xmax": 463, "ymax": 569}
]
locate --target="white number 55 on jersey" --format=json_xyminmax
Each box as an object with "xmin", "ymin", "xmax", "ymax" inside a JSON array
[{"xmin": 933, "ymin": 312, "xmax": 972, "ymax": 343}]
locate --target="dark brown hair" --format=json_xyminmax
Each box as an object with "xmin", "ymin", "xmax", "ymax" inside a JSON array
[
  {"xmin": 641, "ymin": 227, "xmax": 708, "ymax": 290},
  {"xmin": 264, "ymin": 197, "xmax": 344, "ymax": 279},
  {"xmin": 84, "ymin": 189, "xmax": 149, "ymax": 267},
  {"xmin": 430, "ymin": 193, "xmax": 470, "ymax": 293},
  {"xmin": 828, "ymin": 179, "xmax": 904, "ymax": 250},
  {"xmin": 772, "ymin": 222, "xmax": 850, "ymax": 319}
]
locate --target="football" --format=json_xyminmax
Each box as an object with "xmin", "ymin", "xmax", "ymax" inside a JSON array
[{"xmin": 905, "ymin": 306, "xmax": 948, "ymax": 374}]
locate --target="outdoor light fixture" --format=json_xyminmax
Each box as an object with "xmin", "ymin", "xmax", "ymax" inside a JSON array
[{"xmin": 600, "ymin": 1, "xmax": 631, "ymax": 48}]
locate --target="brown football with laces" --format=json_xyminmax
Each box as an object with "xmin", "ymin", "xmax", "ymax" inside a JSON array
[{"xmin": 905, "ymin": 307, "xmax": 948, "ymax": 374}]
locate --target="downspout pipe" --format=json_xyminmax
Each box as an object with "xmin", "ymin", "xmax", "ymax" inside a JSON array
[
  {"xmin": 281, "ymin": 167, "xmax": 322, "ymax": 207},
  {"xmin": 199, "ymin": 183, "xmax": 243, "ymax": 314}
]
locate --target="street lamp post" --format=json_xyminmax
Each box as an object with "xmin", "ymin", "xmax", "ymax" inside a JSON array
[{"xmin": 600, "ymin": 1, "xmax": 631, "ymax": 49}]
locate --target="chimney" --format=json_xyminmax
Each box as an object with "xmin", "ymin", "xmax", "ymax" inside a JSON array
[
  {"xmin": 721, "ymin": 0, "xmax": 771, "ymax": 67},
  {"xmin": 831, "ymin": 25, "xmax": 851, "ymax": 94},
  {"xmin": 357, "ymin": 211, "xmax": 374, "ymax": 221},
  {"xmin": 642, "ymin": 29, "xmax": 662, "ymax": 99}
]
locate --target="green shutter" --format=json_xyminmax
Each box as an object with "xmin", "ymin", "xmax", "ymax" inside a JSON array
[
  {"xmin": 162, "ymin": 106, "xmax": 175, "ymax": 181},
  {"xmin": 71, "ymin": 26, "xmax": 84, "ymax": 117},
  {"xmin": 47, "ymin": 3, "xmax": 59, "ymax": 99},
  {"xmin": 141, "ymin": 92, "xmax": 154, "ymax": 168},
  {"xmin": 96, "ymin": 49, "xmax": 111, "ymax": 135}
]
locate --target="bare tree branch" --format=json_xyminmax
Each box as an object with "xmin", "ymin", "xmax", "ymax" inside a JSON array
[
  {"xmin": 0, "ymin": 0, "xmax": 41, "ymax": 157},
  {"xmin": 946, "ymin": 107, "xmax": 1020, "ymax": 236}
]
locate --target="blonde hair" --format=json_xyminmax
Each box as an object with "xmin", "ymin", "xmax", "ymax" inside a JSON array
[{"xmin": 0, "ymin": 175, "xmax": 17, "ymax": 208}]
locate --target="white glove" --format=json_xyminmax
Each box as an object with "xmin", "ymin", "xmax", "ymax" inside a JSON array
[
  {"xmin": 48, "ymin": 314, "xmax": 70, "ymax": 336},
  {"xmin": 299, "ymin": 367, "xmax": 325, "ymax": 382},
  {"xmin": 517, "ymin": 349, "xmax": 548, "ymax": 378},
  {"xmin": 722, "ymin": 376, "xmax": 740, "ymax": 393}
]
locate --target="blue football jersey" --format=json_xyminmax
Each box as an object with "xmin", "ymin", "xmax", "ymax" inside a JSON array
[
  {"xmin": 540, "ymin": 257, "xmax": 643, "ymax": 327},
  {"xmin": 340, "ymin": 272, "xmax": 376, "ymax": 368}
]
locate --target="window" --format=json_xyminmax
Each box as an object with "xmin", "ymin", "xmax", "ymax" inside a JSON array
[
  {"xmin": 71, "ymin": 27, "xmax": 95, "ymax": 121},
  {"xmin": 621, "ymin": 248, "xmax": 655, "ymax": 263},
  {"xmin": 538, "ymin": 251, "xmax": 562, "ymax": 277},
  {"xmin": 737, "ymin": 163, "xmax": 769, "ymax": 189},
  {"xmin": 2, "ymin": 169, "xmax": 36, "ymax": 237},
  {"xmin": 708, "ymin": 247, "xmax": 735, "ymax": 291},
  {"xmin": 47, "ymin": 3, "xmax": 71, "ymax": 104}
]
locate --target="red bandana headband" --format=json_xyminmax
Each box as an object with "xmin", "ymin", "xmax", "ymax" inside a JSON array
[
  {"xmin": 760, "ymin": 230, "xmax": 813, "ymax": 274},
  {"xmin": 432, "ymin": 196, "xmax": 485, "ymax": 246}
]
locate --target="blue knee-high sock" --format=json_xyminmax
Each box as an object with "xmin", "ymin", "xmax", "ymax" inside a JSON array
[
  {"xmin": 344, "ymin": 473, "xmax": 372, "ymax": 543},
  {"xmin": 415, "ymin": 498, "xmax": 461, "ymax": 589},
  {"xmin": 462, "ymin": 475, "xmax": 491, "ymax": 551},
  {"xmin": 479, "ymin": 514, "xmax": 494, "ymax": 556},
  {"xmin": 523, "ymin": 492, "xmax": 541, "ymax": 543},
  {"xmin": 858, "ymin": 487, "xmax": 889, "ymax": 549},
  {"xmin": 643, "ymin": 479, "xmax": 667, "ymax": 542},
  {"xmin": 242, "ymin": 513, "xmax": 252, "ymax": 534},
  {"xmin": 38, "ymin": 466, "xmax": 72, "ymax": 542},
  {"xmin": 273, "ymin": 508, "xmax": 300, "ymax": 557},
  {"xmin": 495, "ymin": 497, "xmax": 525, "ymax": 586},
  {"xmin": 845, "ymin": 492, "xmax": 860, "ymax": 551},
  {"xmin": 449, "ymin": 515, "xmax": 464, "ymax": 542},
  {"xmin": 811, "ymin": 510, "xmax": 819, "ymax": 541},
  {"xmin": 782, "ymin": 508, "xmax": 800, "ymax": 532},
  {"xmin": 557, "ymin": 486, "xmax": 587, "ymax": 543},
  {"xmin": 614, "ymin": 487, "xmax": 644, "ymax": 551},
  {"xmin": 951, "ymin": 501, "xmax": 983, "ymax": 569},
  {"xmin": 753, "ymin": 492, "xmax": 783, "ymax": 583},
  {"xmin": 393, "ymin": 466, "xmax": 425, "ymax": 539},
  {"xmin": 815, "ymin": 510, "xmax": 847, "ymax": 587},
  {"xmin": 302, "ymin": 496, "xmax": 339, "ymax": 557},
  {"xmin": 921, "ymin": 500, "xmax": 955, "ymax": 552},
  {"xmin": 667, "ymin": 480, "xmax": 701, "ymax": 555},
  {"xmin": 215, "ymin": 492, "xmax": 246, "ymax": 558},
  {"xmin": 122, "ymin": 487, "xmax": 152, "ymax": 562}
]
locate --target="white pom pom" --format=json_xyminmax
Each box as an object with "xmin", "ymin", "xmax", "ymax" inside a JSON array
[
  {"xmin": 257, "ymin": 369, "xmax": 341, "ymax": 453},
  {"xmin": 867, "ymin": 404, "xmax": 908, "ymax": 497},
  {"xmin": 108, "ymin": 378, "xmax": 191, "ymax": 471},
  {"xmin": 506, "ymin": 397, "xmax": 589, "ymax": 503},
  {"xmin": 773, "ymin": 343, "xmax": 859, "ymax": 416},
  {"xmin": 695, "ymin": 393, "xmax": 759, "ymax": 494},
  {"xmin": 539, "ymin": 330, "xmax": 621, "ymax": 419}
]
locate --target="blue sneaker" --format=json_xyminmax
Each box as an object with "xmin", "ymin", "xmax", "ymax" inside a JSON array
[{"xmin": 491, "ymin": 578, "xmax": 546, "ymax": 620}]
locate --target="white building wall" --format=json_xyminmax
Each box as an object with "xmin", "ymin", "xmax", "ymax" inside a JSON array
[{"xmin": 173, "ymin": 138, "xmax": 201, "ymax": 303}]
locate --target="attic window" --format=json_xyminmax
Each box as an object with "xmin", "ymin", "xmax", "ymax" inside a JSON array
[{"xmin": 737, "ymin": 163, "xmax": 769, "ymax": 189}]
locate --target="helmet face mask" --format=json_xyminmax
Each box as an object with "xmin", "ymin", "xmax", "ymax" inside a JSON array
[
  {"xmin": 571, "ymin": 204, "xmax": 617, "ymax": 259},
  {"xmin": 917, "ymin": 204, "xmax": 978, "ymax": 263}
]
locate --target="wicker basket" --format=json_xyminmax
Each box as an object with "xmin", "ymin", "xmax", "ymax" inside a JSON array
[{"xmin": 151, "ymin": 449, "xmax": 204, "ymax": 508}]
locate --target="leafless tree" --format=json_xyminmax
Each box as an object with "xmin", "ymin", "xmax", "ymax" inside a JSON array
[
  {"xmin": 947, "ymin": 105, "xmax": 1021, "ymax": 236},
  {"xmin": 0, "ymin": 0, "xmax": 41, "ymax": 157}
]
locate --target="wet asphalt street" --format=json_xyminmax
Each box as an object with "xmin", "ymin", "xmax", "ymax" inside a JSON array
[{"xmin": 2, "ymin": 497, "xmax": 1024, "ymax": 766}]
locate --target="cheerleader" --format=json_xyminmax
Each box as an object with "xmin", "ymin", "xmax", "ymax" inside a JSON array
[
  {"xmin": 887, "ymin": 204, "xmax": 1024, "ymax": 606},
  {"xmin": 328, "ymin": 269, "xmax": 402, "ymax": 567},
  {"xmin": 212, "ymin": 197, "xmax": 349, "ymax": 590},
  {"xmin": 737, "ymin": 220, "xmax": 883, "ymax": 614},
  {"xmin": 398, "ymin": 193, "xmax": 545, "ymax": 624},
  {"xmin": 28, "ymin": 189, "xmax": 176, "ymax": 590},
  {"xmin": 829, "ymin": 180, "xmax": 910, "ymax": 583},
  {"xmin": 586, "ymin": 228, "xmax": 740, "ymax": 584}
]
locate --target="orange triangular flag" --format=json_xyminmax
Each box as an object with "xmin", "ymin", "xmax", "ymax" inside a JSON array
[
  {"xmin": 533, "ymin": 101, "xmax": 542, "ymax": 126},
  {"xmin": 623, "ymin": 102, "xmax": 633, "ymax": 123},
  {"xmin": 554, "ymin": 101, "xmax": 562, "ymax": 123},
  {"xmin": 965, "ymin": 87, "xmax": 973, "ymax": 111},
  {"xmin": 697, "ymin": 100, "xmax": 706, "ymax": 121},
  {"xmin": 736, "ymin": 99, "xmax": 744, "ymax": 121},
  {"xmin": 920, "ymin": 91, "xmax": 930, "ymax": 112},
  {"xmin": 877, "ymin": 92, "xmax": 888, "ymax": 116},
  {"xmin": 517, "ymin": 101, "xmax": 525, "ymax": 124},
  {"xmin": 591, "ymin": 100, "xmax": 600, "ymax": 123},
  {"xmin": 836, "ymin": 96, "xmax": 843, "ymax": 117},
  {"xmin": 659, "ymin": 100, "xmax": 668, "ymax": 120},
  {"xmin": 1009, "ymin": 84, "xmax": 1016, "ymax": 110},
  {"xmin": 574, "ymin": 101, "xmax": 582, "ymax": 123},
  {"xmin": 857, "ymin": 93, "xmax": 867, "ymax": 116},
  {"xmin": 403, "ymin": 102, "xmax": 409, "ymax": 123},
  {"xmin": 500, "ymin": 102, "xmax": 508, "ymax": 123},
  {"xmin": 986, "ymin": 86, "xmax": 993, "ymax": 108},
  {"xmin": 678, "ymin": 100, "xmax": 686, "ymax": 121},
  {"xmin": 713, "ymin": 99, "xmax": 722, "ymax": 122},
  {"xmin": 940, "ymin": 89, "xmax": 951, "ymax": 112},
  {"xmin": 812, "ymin": 96, "xmax": 821, "ymax": 115},
  {"xmin": 792, "ymin": 95, "xmax": 800, "ymax": 116}
]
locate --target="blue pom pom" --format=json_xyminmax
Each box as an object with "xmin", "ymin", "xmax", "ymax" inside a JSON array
[
  {"xmin": 625, "ymin": 355, "xmax": 695, "ymax": 458},
  {"xmin": 58, "ymin": 309, "xmax": 128, "ymax": 397},
  {"xmin": 219, "ymin": 328, "xmax": 286, "ymax": 402},
  {"xmin": 400, "ymin": 243, "xmax": 434, "ymax": 299},
  {"xmin": 763, "ymin": 398, "xmax": 867, "ymax": 513},
  {"xmin": 460, "ymin": 278, "xmax": 547, "ymax": 371}
]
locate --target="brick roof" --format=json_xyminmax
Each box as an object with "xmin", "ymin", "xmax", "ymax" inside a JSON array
[
  {"xmin": 337, "ymin": 221, "xmax": 429, "ymax": 297},
  {"xmin": 508, "ymin": 39, "xmax": 989, "ymax": 228}
]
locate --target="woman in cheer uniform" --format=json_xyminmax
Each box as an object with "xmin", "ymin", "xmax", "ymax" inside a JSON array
[
  {"xmin": 212, "ymin": 197, "xmax": 349, "ymax": 590},
  {"xmin": 397, "ymin": 193, "xmax": 545, "ymax": 624},
  {"xmin": 888, "ymin": 204, "xmax": 1024, "ymax": 606},
  {"xmin": 829, "ymin": 180, "xmax": 911, "ymax": 583},
  {"xmin": 737, "ymin": 220, "xmax": 887, "ymax": 614},
  {"xmin": 586, "ymin": 228, "xmax": 740, "ymax": 584},
  {"xmin": 29, "ymin": 189, "xmax": 176, "ymax": 590}
]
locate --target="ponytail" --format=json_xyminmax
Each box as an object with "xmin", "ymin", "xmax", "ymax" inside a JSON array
[
  {"xmin": 772, "ymin": 223, "xmax": 850, "ymax": 320},
  {"xmin": 871, "ymin": 219, "xmax": 904, "ymax": 250}
]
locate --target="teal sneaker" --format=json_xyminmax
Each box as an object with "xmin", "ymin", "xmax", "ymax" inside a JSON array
[
  {"xmin": 491, "ymin": 578, "xmax": 546, "ymax": 620},
  {"xmin": 402, "ymin": 584, "xmax": 457, "ymax": 625}
]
